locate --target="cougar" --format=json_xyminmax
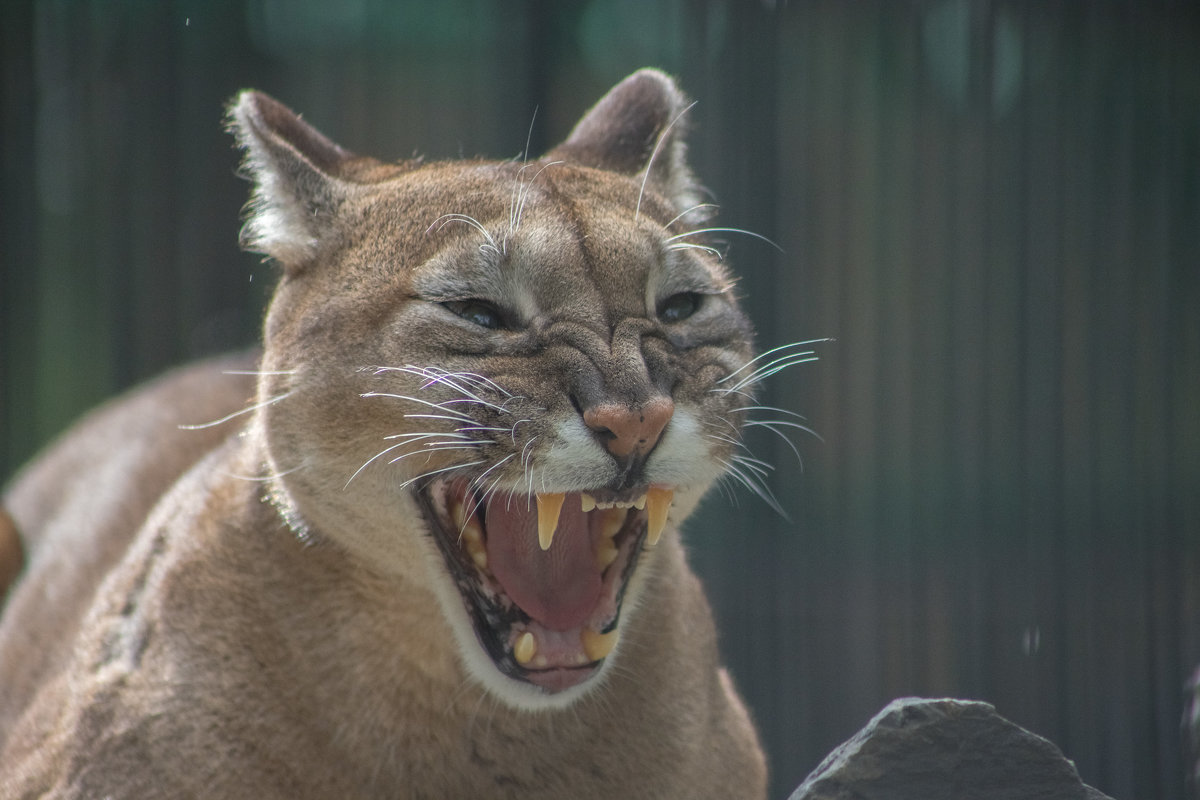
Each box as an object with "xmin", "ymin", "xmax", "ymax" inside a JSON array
[{"xmin": 0, "ymin": 68, "xmax": 807, "ymax": 798}]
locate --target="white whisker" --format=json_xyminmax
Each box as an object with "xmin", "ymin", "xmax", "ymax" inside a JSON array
[
  {"xmin": 405, "ymin": 413, "xmax": 486, "ymax": 426},
  {"xmin": 385, "ymin": 432, "xmax": 475, "ymax": 442},
  {"xmin": 220, "ymin": 462, "xmax": 305, "ymax": 482},
  {"xmin": 472, "ymin": 453, "xmax": 516, "ymax": 492},
  {"xmin": 730, "ymin": 404, "xmax": 808, "ymax": 419},
  {"xmin": 511, "ymin": 160, "xmax": 563, "ymax": 240},
  {"xmin": 664, "ymin": 226, "xmax": 783, "ymax": 253},
  {"xmin": 361, "ymin": 392, "xmax": 476, "ymax": 421},
  {"xmin": 666, "ymin": 242, "xmax": 724, "ymax": 260},
  {"xmin": 398, "ymin": 461, "xmax": 488, "ymax": 491},
  {"xmin": 178, "ymin": 390, "xmax": 293, "ymax": 430},
  {"xmin": 718, "ymin": 457, "xmax": 787, "ymax": 519},
  {"xmin": 664, "ymin": 203, "xmax": 719, "ymax": 230},
  {"xmin": 221, "ymin": 369, "xmax": 297, "ymax": 376},
  {"xmin": 635, "ymin": 100, "xmax": 697, "ymax": 223},
  {"xmin": 427, "ymin": 213, "xmax": 500, "ymax": 253},
  {"xmin": 416, "ymin": 442, "xmax": 488, "ymax": 453},
  {"xmin": 345, "ymin": 440, "xmax": 413, "ymax": 489},
  {"xmin": 714, "ymin": 340, "xmax": 832, "ymax": 393}
]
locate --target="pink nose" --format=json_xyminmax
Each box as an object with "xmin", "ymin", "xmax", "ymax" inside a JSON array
[{"xmin": 582, "ymin": 396, "xmax": 675, "ymax": 458}]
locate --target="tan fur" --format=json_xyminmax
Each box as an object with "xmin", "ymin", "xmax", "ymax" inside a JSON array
[{"xmin": 0, "ymin": 70, "xmax": 767, "ymax": 798}]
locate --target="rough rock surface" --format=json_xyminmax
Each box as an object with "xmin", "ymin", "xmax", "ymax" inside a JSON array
[{"xmin": 789, "ymin": 697, "xmax": 1116, "ymax": 800}]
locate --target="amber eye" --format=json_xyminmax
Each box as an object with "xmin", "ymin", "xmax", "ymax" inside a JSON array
[
  {"xmin": 657, "ymin": 292, "xmax": 702, "ymax": 324},
  {"xmin": 444, "ymin": 300, "xmax": 503, "ymax": 330}
]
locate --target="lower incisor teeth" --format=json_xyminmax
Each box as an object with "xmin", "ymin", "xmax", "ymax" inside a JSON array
[{"xmin": 580, "ymin": 627, "xmax": 620, "ymax": 661}]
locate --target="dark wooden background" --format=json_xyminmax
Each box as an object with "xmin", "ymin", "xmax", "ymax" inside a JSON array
[{"xmin": 2, "ymin": 2, "xmax": 1197, "ymax": 797}]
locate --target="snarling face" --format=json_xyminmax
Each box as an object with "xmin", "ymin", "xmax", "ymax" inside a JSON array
[{"xmin": 231, "ymin": 70, "xmax": 803, "ymax": 708}]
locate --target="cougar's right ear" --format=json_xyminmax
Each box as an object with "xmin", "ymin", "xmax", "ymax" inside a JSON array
[
  {"xmin": 547, "ymin": 69, "xmax": 704, "ymax": 220},
  {"xmin": 227, "ymin": 91, "xmax": 356, "ymax": 270}
]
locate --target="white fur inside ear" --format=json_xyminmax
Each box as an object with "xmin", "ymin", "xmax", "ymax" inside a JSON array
[
  {"xmin": 228, "ymin": 91, "xmax": 347, "ymax": 266},
  {"xmin": 236, "ymin": 139, "xmax": 321, "ymax": 264},
  {"xmin": 240, "ymin": 158, "xmax": 320, "ymax": 264}
]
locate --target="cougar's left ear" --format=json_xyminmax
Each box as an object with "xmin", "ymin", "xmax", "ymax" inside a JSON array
[
  {"xmin": 227, "ymin": 91, "xmax": 358, "ymax": 271},
  {"xmin": 546, "ymin": 68, "xmax": 705, "ymax": 218}
]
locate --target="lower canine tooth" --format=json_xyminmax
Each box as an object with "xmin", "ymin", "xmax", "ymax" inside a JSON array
[
  {"xmin": 514, "ymin": 631, "xmax": 537, "ymax": 665},
  {"xmin": 450, "ymin": 497, "xmax": 467, "ymax": 531},
  {"xmin": 645, "ymin": 486, "xmax": 674, "ymax": 546},
  {"xmin": 461, "ymin": 519, "xmax": 487, "ymax": 569},
  {"xmin": 581, "ymin": 627, "xmax": 619, "ymax": 661},
  {"xmin": 535, "ymin": 492, "xmax": 565, "ymax": 551},
  {"xmin": 595, "ymin": 540, "xmax": 619, "ymax": 569},
  {"xmin": 599, "ymin": 508, "xmax": 624, "ymax": 539}
]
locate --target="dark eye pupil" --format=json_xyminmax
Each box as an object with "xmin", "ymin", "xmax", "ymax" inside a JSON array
[
  {"xmin": 447, "ymin": 300, "xmax": 502, "ymax": 330},
  {"xmin": 659, "ymin": 292, "xmax": 700, "ymax": 323}
]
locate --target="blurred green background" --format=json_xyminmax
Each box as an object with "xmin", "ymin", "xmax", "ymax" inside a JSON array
[{"xmin": 2, "ymin": 2, "xmax": 1198, "ymax": 797}]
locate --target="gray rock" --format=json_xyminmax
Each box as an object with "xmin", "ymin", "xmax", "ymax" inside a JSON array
[{"xmin": 789, "ymin": 697, "xmax": 1116, "ymax": 800}]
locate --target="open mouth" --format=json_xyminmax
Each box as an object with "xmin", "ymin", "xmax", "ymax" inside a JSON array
[{"xmin": 418, "ymin": 479, "xmax": 673, "ymax": 694}]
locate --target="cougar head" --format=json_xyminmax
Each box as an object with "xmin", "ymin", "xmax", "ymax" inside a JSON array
[{"xmin": 228, "ymin": 69, "xmax": 759, "ymax": 708}]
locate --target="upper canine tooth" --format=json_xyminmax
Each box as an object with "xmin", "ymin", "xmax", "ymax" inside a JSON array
[
  {"xmin": 580, "ymin": 627, "xmax": 620, "ymax": 661},
  {"xmin": 536, "ymin": 492, "xmax": 565, "ymax": 551},
  {"xmin": 645, "ymin": 486, "xmax": 674, "ymax": 546},
  {"xmin": 581, "ymin": 493, "xmax": 597, "ymax": 512}
]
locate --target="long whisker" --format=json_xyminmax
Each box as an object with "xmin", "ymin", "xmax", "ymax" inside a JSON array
[
  {"xmin": 520, "ymin": 105, "xmax": 538, "ymax": 165},
  {"xmin": 412, "ymin": 442, "xmax": 489, "ymax": 454},
  {"xmin": 384, "ymin": 432, "xmax": 476, "ymax": 442},
  {"xmin": 398, "ymin": 461, "xmax": 487, "ymax": 491},
  {"xmin": 742, "ymin": 418, "xmax": 822, "ymax": 441},
  {"xmin": 512, "ymin": 160, "xmax": 564, "ymax": 239},
  {"xmin": 634, "ymin": 100, "xmax": 697, "ymax": 223},
  {"xmin": 664, "ymin": 226, "xmax": 783, "ymax": 253},
  {"xmin": 220, "ymin": 462, "xmax": 305, "ymax": 482},
  {"xmin": 220, "ymin": 369, "xmax": 297, "ymax": 376},
  {"xmin": 178, "ymin": 390, "xmax": 294, "ymax": 431},
  {"xmin": 345, "ymin": 440, "xmax": 413, "ymax": 489},
  {"xmin": 664, "ymin": 203, "xmax": 719, "ymax": 230},
  {"xmin": 721, "ymin": 354, "xmax": 820, "ymax": 394},
  {"xmin": 472, "ymin": 452, "xmax": 516, "ymax": 495},
  {"xmin": 730, "ymin": 404, "xmax": 808, "ymax": 420},
  {"xmin": 666, "ymin": 242, "xmax": 724, "ymax": 260},
  {"xmin": 426, "ymin": 214, "xmax": 500, "ymax": 254},
  {"xmin": 405, "ymin": 413, "xmax": 486, "ymax": 426},
  {"xmin": 372, "ymin": 365, "xmax": 516, "ymax": 402},
  {"xmin": 717, "ymin": 456, "xmax": 788, "ymax": 519},
  {"xmin": 361, "ymin": 392, "xmax": 475, "ymax": 421},
  {"xmin": 714, "ymin": 340, "xmax": 832, "ymax": 393}
]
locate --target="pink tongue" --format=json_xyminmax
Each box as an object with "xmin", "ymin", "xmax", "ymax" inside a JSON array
[{"xmin": 484, "ymin": 495, "xmax": 602, "ymax": 632}]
